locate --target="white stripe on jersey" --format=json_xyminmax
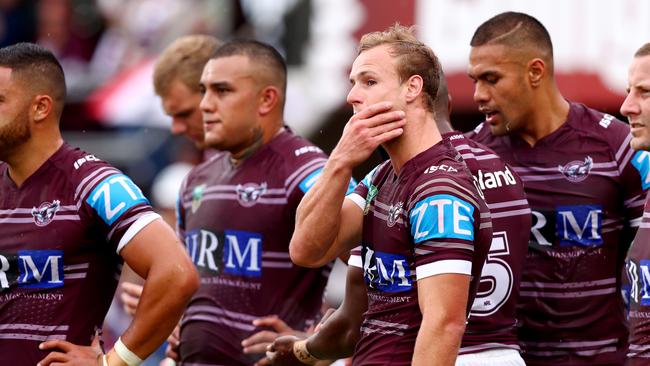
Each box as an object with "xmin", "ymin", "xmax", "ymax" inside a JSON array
[{"xmin": 416, "ymin": 259, "xmax": 472, "ymax": 280}]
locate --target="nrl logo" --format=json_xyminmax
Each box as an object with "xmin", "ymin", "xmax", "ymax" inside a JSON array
[
  {"xmin": 236, "ymin": 182, "xmax": 267, "ymax": 207},
  {"xmin": 558, "ymin": 156, "xmax": 593, "ymax": 182},
  {"xmin": 364, "ymin": 185, "xmax": 378, "ymax": 215},
  {"xmin": 31, "ymin": 200, "xmax": 60, "ymax": 227},
  {"xmin": 192, "ymin": 184, "xmax": 207, "ymax": 213},
  {"xmin": 387, "ymin": 201, "xmax": 403, "ymax": 227}
]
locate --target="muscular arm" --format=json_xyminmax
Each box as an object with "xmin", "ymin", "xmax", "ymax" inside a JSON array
[
  {"xmin": 290, "ymin": 102, "xmax": 405, "ymax": 268},
  {"xmin": 412, "ymin": 273, "xmax": 470, "ymax": 366},
  {"xmin": 112, "ymin": 218, "xmax": 199, "ymax": 362}
]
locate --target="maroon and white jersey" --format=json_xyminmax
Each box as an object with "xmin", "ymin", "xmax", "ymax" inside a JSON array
[
  {"xmin": 0, "ymin": 143, "xmax": 158, "ymax": 365},
  {"xmin": 468, "ymin": 102, "xmax": 648, "ymax": 365},
  {"xmin": 177, "ymin": 129, "xmax": 343, "ymax": 365},
  {"xmin": 443, "ymin": 132, "xmax": 531, "ymax": 354},
  {"xmin": 345, "ymin": 139, "xmax": 492, "ymax": 365},
  {"xmin": 626, "ymin": 195, "xmax": 650, "ymax": 364}
]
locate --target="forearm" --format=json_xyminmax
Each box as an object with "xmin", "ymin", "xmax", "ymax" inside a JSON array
[
  {"xmin": 307, "ymin": 307, "xmax": 361, "ymax": 360},
  {"xmin": 290, "ymin": 158, "xmax": 354, "ymax": 267},
  {"xmin": 115, "ymin": 260, "xmax": 198, "ymax": 361},
  {"xmin": 412, "ymin": 317, "xmax": 465, "ymax": 366}
]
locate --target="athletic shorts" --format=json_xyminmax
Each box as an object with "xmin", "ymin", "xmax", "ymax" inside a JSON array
[{"xmin": 456, "ymin": 349, "xmax": 526, "ymax": 366}]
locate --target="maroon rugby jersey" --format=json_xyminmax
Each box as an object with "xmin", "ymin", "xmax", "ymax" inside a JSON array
[
  {"xmin": 177, "ymin": 129, "xmax": 339, "ymax": 365},
  {"xmin": 444, "ymin": 132, "xmax": 531, "ymax": 354},
  {"xmin": 345, "ymin": 139, "xmax": 492, "ymax": 365},
  {"xmin": 626, "ymin": 195, "xmax": 650, "ymax": 364},
  {"xmin": 468, "ymin": 102, "xmax": 648, "ymax": 365},
  {"xmin": 0, "ymin": 143, "xmax": 158, "ymax": 365}
]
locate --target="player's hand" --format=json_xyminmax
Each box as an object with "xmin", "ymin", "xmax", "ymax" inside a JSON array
[
  {"xmin": 165, "ymin": 325, "xmax": 181, "ymax": 361},
  {"xmin": 266, "ymin": 335, "xmax": 305, "ymax": 366},
  {"xmin": 120, "ymin": 281, "xmax": 143, "ymax": 316},
  {"xmin": 329, "ymin": 101, "xmax": 405, "ymax": 169},
  {"xmin": 243, "ymin": 315, "xmax": 304, "ymax": 366},
  {"xmin": 37, "ymin": 334, "xmax": 103, "ymax": 366}
]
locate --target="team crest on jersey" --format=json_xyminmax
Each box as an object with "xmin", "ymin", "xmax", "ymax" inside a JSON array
[
  {"xmin": 558, "ymin": 156, "xmax": 593, "ymax": 182},
  {"xmin": 192, "ymin": 184, "xmax": 206, "ymax": 213},
  {"xmin": 236, "ymin": 182, "xmax": 267, "ymax": 207},
  {"xmin": 387, "ymin": 201, "xmax": 403, "ymax": 227},
  {"xmin": 31, "ymin": 200, "xmax": 60, "ymax": 227},
  {"xmin": 364, "ymin": 185, "xmax": 378, "ymax": 215}
]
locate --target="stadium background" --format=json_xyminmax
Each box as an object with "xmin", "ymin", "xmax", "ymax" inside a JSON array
[{"xmin": 2, "ymin": 0, "xmax": 650, "ymax": 363}]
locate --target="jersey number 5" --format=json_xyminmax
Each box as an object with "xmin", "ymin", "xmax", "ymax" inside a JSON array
[{"xmin": 470, "ymin": 231, "xmax": 513, "ymax": 317}]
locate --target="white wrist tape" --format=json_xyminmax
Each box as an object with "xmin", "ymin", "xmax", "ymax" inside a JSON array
[
  {"xmin": 102, "ymin": 354, "xmax": 109, "ymax": 366},
  {"xmin": 114, "ymin": 337, "xmax": 143, "ymax": 366},
  {"xmin": 293, "ymin": 339, "xmax": 319, "ymax": 365}
]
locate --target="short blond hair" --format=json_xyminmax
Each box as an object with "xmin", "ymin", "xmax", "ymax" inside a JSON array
[
  {"xmin": 635, "ymin": 43, "xmax": 650, "ymax": 58},
  {"xmin": 153, "ymin": 35, "xmax": 222, "ymax": 96},
  {"xmin": 358, "ymin": 24, "xmax": 440, "ymax": 112}
]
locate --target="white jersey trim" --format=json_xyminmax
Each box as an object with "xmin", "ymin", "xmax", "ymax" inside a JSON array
[
  {"xmin": 348, "ymin": 254, "xmax": 362, "ymax": 268},
  {"xmin": 416, "ymin": 259, "xmax": 472, "ymax": 280},
  {"xmin": 346, "ymin": 193, "xmax": 366, "ymax": 211},
  {"xmin": 116, "ymin": 213, "xmax": 161, "ymax": 254}
]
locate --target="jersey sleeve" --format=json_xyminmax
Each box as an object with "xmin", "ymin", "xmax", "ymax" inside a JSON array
[
  {"xmin": 347, "ymin": 164, "xmax": 382, "ymax": 212},
  {"xmin": 348, "ymin": 245, "xmax": 363, "ymax": 268},
  {"xmin": 77, "ymin": 165, "xmax": 160, "ymax": 254},
  {"xmin": 406, "ymin": 173, "xmax": 485, "ymax": 281}
]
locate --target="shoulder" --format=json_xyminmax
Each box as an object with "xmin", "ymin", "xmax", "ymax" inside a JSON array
[
  {"xmin": 269, "ymin": 129, "xmax": 328, "ymax": 167},
  {"xmin": 50, "ymin": 145, "xmax": 123, "ymax": 198},
  {"xmin": 569, "ymin": 102, "xmax": 631, "ymax": 150}
]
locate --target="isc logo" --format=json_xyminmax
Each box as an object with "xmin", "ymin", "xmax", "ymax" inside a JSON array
[
  {"xmin": 530, "ymin": 205, "xmax": 602, "ymax": 246},
  {"xmin": 362, "ymin": 247, "xmax": 411, "ymax": 292},
  {"xmin": 424, "ymin": 164, "xmax": 458, "ymax": 174},
  {"xmin": 410, "ymin": 194, "xmax": 475, "ymax": 242},
  {"xmin": 185, "ymin": 229, "xmax": 262, "ymax": 277},
  {"xmin": 0, "ymin": 250, "xmax": 64, "ymax": 291}
]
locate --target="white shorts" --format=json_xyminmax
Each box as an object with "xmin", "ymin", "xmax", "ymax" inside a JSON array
[{"xmin": 456, "ymin": 349, "xmax": 526, "ymax": 366}]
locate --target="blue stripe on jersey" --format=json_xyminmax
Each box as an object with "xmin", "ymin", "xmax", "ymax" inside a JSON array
[
  {"xmin": 346, "ymin": 178, "xmax": 357, "ymax": 195},
  {"xmin": 410, "ymin": 194, "xmax": 475, "ymax": 243},
  {"xmin": 360, "ymin": 165, "xmax": 380, "ymax": 189},
  {"xmin": 632, "ymin": 150, "xmax": 650, "ymax": 190},
  {"xmin": 86, "ymin": 174, "xmax": 149, "ymax": 225},
  {"xmin": 298, "ymin": 167, "xmax": 356, "ymax": 195}
]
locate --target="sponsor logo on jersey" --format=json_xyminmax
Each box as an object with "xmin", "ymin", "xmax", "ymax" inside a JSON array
[
  {"xmin": 628, "ymin": 259, "xmax": 650, "ymax": 306},
  {"xmin": 558, "ymin": 156, "xmax": 593, "ymax": 182},
  {"xmin": 410, "ymin": 194, "xmax": 475, "ymax": 242},
  {"xmin": 236, "ymin": 182, "xmax": 267, "ymax": 207},
  {"xmin": 184, "ymin": 229, "xmax": 262, "ymax": 277},
  {"xmin": 529, "ymin": 205, "xmax": 603, "ymax": 247},
  {"xmin": 474, "ymin": 166, "xmax": 517, "ymax": 190},
  {"xmin": 364, "ymin": 185, "xmax": 378, "ymax": 215},
  {"xmin": 191, "ymin": 184, "xmax": 206, "ymax": 213},
  {"xmin": 0, "ymin": 250, "xmax": 64, "ymax": 291},
  {"xmin": 362, "ymin": 247, "xmax": 412, "ymax": 292},
  {"xmin": 632, "ymin": 150, "xmax": 650, "ymax": 190},
  {"xmin": 424, "ymin": 164, "xmax": 458, "ymax": 174},
  {"xmin": 387, "ymin": 201, "xmax": 403, "ymax": 227},
  {"xmin": 31, "ymin": 200, "xmax": 61, "ymax": 227},
  {"xmin": 294, "ymin": 146, "xmax": 322, "ymax": 156},
  {"xmin": 73, "ymin": 154, "xmax": 100, "ymax": 170},
  {"xmin": 87, "ymin": 174, "xmax": 149, "ymax": 225},
  {"xmin": 598, "ymin": 114, "xmax": 614, "ymax": 128}
]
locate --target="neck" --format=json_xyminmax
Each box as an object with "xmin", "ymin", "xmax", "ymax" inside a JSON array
[
  {"xmin": 517, "ymin": 85, "xmax": 570, "ymax": 146},
  {"xmin": 229, "ymin": 123, "xmax": 283, "ymax": 166},
  {"xmin": 5, "ymin": 131, "xmax": 63, "ymax": 187},
  {"xmin": 384, "ymin": 108, "xmax": 442, "ymax": 174},
  {"xmin": 435, "ymin": 118, "xmax": 455, "ymax": 134}
]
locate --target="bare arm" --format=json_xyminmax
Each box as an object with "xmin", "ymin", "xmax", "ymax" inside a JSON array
[
  {"xmin": 412, "ymin": 273, "xmax": 470, "ymax": 366},
  {"xmin": 290, "ymin": 102, "xmax": 405, "ymax": 267}
]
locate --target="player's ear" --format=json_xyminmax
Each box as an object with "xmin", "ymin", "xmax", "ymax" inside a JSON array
[
  {"xmin": 528, "ymin": 58, "xmax": 545, "ymax": 88},
  {"xmin": 32, "ymin": 94, "xmax": 54, "ymax": 123},
  {"xmin": 258, "ymin": 85, "xmax": 280, "ymax": 116},
  {"xmin": 404, "ymin": 75, "xmax": 423, "ymax": 104}
]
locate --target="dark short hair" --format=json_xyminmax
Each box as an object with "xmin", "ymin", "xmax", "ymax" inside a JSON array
[
  {"xmin": 635, "ymin": 43, "xmax": 650, "ymax": 58},
  {"xmin": 0, "ymin": 42, "xmax": 66, "ymax": 115},
  {"xmin": 211, "ymin": 40, "xmax": 287, "ymax": 102},
  {"xmin": 471, "ymin": 12, "xmax": 554, "ymax": 66}
]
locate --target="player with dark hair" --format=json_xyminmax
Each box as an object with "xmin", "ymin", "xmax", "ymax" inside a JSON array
[
  {"xmin": 467, "ymin": 12, "xmax": 648, "ymax": 365},
  {"xmin": 0, "ymin": 42, "xmax": 199, "ymax": 365},
  {"xmin": 622, "ymin": 42, "xmax": 650, "ymax": 365},
  {"xmin": 175, "ymin": 39, "xmax": 345, "ymax": 365},
  {"xmin": 269, "ymin": 69, "xmax": 530, "ymax": 366},
  {"xmin": 285, "ymin": 24, "xmax": 492, "ymax": 365}
]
